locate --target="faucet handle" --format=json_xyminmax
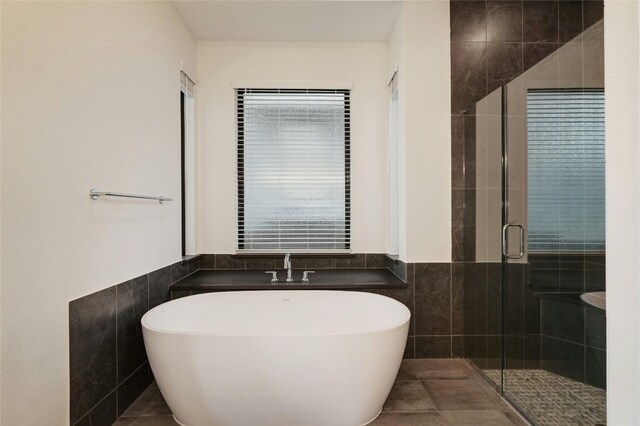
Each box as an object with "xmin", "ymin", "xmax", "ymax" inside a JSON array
[
  {"xmin": 265, "ymin": 271, "xmax": 278, "ymax": 283},
  {"xmin": 302, "ymin": 270, "xmax": 315, "ymax": 283}
]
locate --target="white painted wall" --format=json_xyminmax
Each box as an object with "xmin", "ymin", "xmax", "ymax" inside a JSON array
[
  {"xmin": 0, "ymin": 2, "xmax": 196, "ymax": 424},
  {"xmin": 386, "ymin": 1, "xmax": 451, "ymax": 263},
  {"xmin": 196, "ymin": 41, "xmax": 389, "ymax": 254},
  {"xmin": 605, "ymin": 1, "xmax": 640, "ymax": 424}
]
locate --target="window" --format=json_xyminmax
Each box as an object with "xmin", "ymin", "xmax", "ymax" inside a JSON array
[
  {"xmin": 236, "ymin": 88, "xmax": 351, "ymax": 253},
  {"xmin": 527, "ymin": 89, "xmax": 605, "ymax": 252}
]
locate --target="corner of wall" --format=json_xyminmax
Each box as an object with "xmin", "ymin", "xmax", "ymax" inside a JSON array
[{"xmin": 396, "ymin": 0, "xmax": 452, "ymax": 263}]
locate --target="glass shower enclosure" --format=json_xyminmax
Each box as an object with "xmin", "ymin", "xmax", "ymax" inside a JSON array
[{"xmin": 463, "ymin": 19, "xmax": 606, "ymax": 426}]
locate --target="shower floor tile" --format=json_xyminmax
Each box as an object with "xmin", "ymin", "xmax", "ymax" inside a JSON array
[
  {"xmin": 114, "ymin": 359, "xmax": 528, "ymax": 426},
  {"xmin": 483, "ymin": 369, "xmax": 606, "ymax": 426}
]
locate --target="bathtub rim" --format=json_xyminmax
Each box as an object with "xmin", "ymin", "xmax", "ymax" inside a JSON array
[{"xmin": 141, "ymin": 289, "xmax": 411, "ymax": 338}]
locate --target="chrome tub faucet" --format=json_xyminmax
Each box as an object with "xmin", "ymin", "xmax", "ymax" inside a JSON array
[{"xmin": 284, "ymin": 253, "xmax": 293, "ymax": 283}]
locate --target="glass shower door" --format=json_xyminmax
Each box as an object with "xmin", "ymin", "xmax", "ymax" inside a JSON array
[
  {"xmin": 501, "ymin": 75, "xmax": 538, "ymax": 418},
  {"xmin": 500, "ymin": 19, "xmax": 606, "ymax": 425},
  {"xmin": 460, "ymin": 86, "xmax": 504, "ymax": 390}
]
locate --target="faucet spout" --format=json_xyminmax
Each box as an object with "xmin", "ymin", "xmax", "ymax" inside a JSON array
[{"xmin": 284, "ymin": 253, "xmax": 293, "ymax": 282}]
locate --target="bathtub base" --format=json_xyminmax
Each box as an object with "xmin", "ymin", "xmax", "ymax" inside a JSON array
[
  {"xmin": 361, "ymin": 409, "xmax": 382, "ymax": 426},
  {"xmin": 172, "ymin": 409, "xmax": 382, "ymax": 426}
]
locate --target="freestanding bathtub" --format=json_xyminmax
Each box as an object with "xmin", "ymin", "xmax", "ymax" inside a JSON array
[{"xmin": 142, "ymin": 290, "xmax": 410, "ymax": 426}]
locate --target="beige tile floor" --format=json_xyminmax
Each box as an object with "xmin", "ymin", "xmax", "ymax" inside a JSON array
[{"xmin": 114, "ymin": 359, "xmax": 529, "ymax": 426}]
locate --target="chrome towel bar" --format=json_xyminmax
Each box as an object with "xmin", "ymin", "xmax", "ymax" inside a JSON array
[{"xmin": 89, "ymin": 188, "xmax": 173, "ymax": 204}]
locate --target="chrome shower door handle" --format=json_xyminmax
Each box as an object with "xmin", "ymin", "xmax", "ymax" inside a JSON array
[{"xmin": 502, "ymin": 223, "xmax": 525, "ymax": 259}]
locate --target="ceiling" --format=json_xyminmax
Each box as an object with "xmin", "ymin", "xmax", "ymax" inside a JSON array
[{"xmin": 172, "ymin": 1, "xmax": 403, "ymax": 42}]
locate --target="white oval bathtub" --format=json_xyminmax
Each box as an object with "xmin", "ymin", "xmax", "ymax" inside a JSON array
[{"xmin": 142, "ymin": 290, "xmax": 410, "ymax": 426}]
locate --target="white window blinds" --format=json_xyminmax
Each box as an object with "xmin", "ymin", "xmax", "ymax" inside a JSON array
[
  {"xmin": 236, "ymin": 88, "xmax": 351, "ymax": 253},
  {"xmin": 527, "ymin": 89, "xmax": 605, "ymax": 252}
]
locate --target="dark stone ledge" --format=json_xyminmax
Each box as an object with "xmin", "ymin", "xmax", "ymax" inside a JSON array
[{"xmin": 170, "ymin": 268, "xmax": 406, "ymax": 292}]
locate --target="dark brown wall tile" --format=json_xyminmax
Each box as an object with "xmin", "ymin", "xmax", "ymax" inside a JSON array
[
  {"xmin": 523, "ymin": 273, "xmax": 540, "ymax": 335},
  {"xmin": 451, "ymin": 115, "xmax": 465, "ymax": 189},
  {"xmin": 306, "ymin": 256, "xmax": 336, "ymax": 269},
  {"xmin": 73, "ymin": 389, "xmax": 117, "ymax": 426},
  {"xmin": 486, "ymin": 263, "xmax": 502, "ymax": 335},
  {"xmin": 116, "ymin": 276, "xmax": 148, "ymax": 383},
  {"xmin": 393, "ymin": 259, "xmax": 408, "ymax": 282},
  {"xmin": 585, "ymin": 305, "xmax": 606, "ymax": 350},
  {"xmin": 463, "ymin": 263, "xmax": 488, "ymax": 335},
  {"xmin": 291, "ymin": 257, "xmax": 306, "ymax": 269},
  {"xmin": 171, "ymin": 262, "xmax": 188, "ymax": 282},
  {"xmin": 245, "ymin": 257, "xmax": 276, "ymax": 270},
  {"xmin": 451, "ymin": 189, "xmax": 465, "ymax": 226},
  {"xmin": 463, "ymin": 112, "xmax": 477, "ymax": 190},
  {"xmin": 541, "ymin": 297, "xmax": 584, "ymax": 344},
  {"xmin": 487, "ymin": 43, "xmax": 524, "ymax": 92},
  {"xmin": 451, "ymin": 43, "xmax": 487, "ymax": 114},
  {"xmin": 382, "ymin": 264, "xmax": 415, "ymax": 335},
  {"xmin": 464, "ymin": 335, "xmax": 477, "ymax": 359},
  {"xmin": 149, "ymin": 266, "xmax": 171, "ymax": 310},
  {"xmin": 365, "ymin": 253, "xmax": 387, "ymax": 268},
  {"xmin": 462, "ymin": 225, "xmax": 476, "ymax": 261},
  {"xmin": 474, "ymin": 336, "xmax": 489, "ymax": 368},
  {"xmin": 451, "ymin": 1, "xmax": 487, "ymax": 42},
  {"xmin": 415, "ymin": 264, "xmax": 452, "ymax": 336},
  {"xmin": 523, "ymin": 1, "xmax": 559, "ymax": 42},
  {"xmin": 69, "ymin": 286, "xmax": 117, "ymax": 424},
  {"xmin": 117, "ymin": 364, "xmax": 151, "ymax": 417},
  {"xmin": 559, "ymin": 41, "xmax": 583, "ymax": 82},
  {"xmin": 505, "ymin": 263, "xmax": 524, "ymax": 335},
  {"xmin": 215, "ymin": 254, "xmax": 245, "ymax": 270},
  {"xmin": 452, "ymin": 264, "xmax": 465, "ymax": 335},
  {"xmin": 506, "ymin": 335, "xmax": 524, "ymax": 369},
  {"xmin": 541, "ymin": 336, "xmax": 585, "ymax": 381},
  {"xmin": 335, "ymin": 254, "xmax": 366, "ymax": 269},
  {"xmin": 583, "ymin": 0, "xmax": 604, "ymax": 29},
  {"xmin": 487, "ymin": 1, "xmax": 523, "ymax": 42},
  {"xmin": 487, "ymin": 335, "xmax": 502, "ymax": 369},
  {"xmin": 586, "ymin": 347, "xmax": 606, "ymax": 389},
  {"xmin": 199, "ymin": 254, "xmax": 215, "ymax": 269},
  {"xmin": 452, "ymin": 336, "xmax": 465, "ymax": 358},
  {"xmin": 559, "ymin": 0, "xmax": 583, "ymax": 42},
  {"xmin": 523, "ymin": 335, "xmax": 541, "ymax": 369},
  {"xmin": 523, "ymin": 42, "xmax": 559, "ymax": 70},
  {"xmin": 187, "ymin": 259, "xmax": 200, "ymax": 274},
  {"xmin": 462, "ymin": 190, "xmax": 476, "ymax": 228},
  {"xmin": 415, "ymin": 336, "xmax": 452, "ymax": 358},
  {"xmin": 404, "ymin": 336, "xmax": 416, "ymax": 359},
  {"xmin": 452, "ymin": 225, "xmax": 465, "ymax": 262}
]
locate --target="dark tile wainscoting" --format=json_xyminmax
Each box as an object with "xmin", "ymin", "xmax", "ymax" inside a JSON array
[
  {"xmin": 198, "ymin": 253, "xmax": 388, "ymax": 271},
  {"xmin": 539, "ymin": 294, "xmax": 607, "ymax": 388},
  {"xmin": 68, "ymin": 257, "xmax": 200, "ymax": 426},
  {"xmin": 70, "ymin": 253, "xmax": 523, "ymax": 426}
]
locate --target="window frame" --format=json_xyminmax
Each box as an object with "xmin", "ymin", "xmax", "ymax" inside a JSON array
[{"xmin": 235, "ymin": 88, "xmax": 351, "ymax": 254}]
